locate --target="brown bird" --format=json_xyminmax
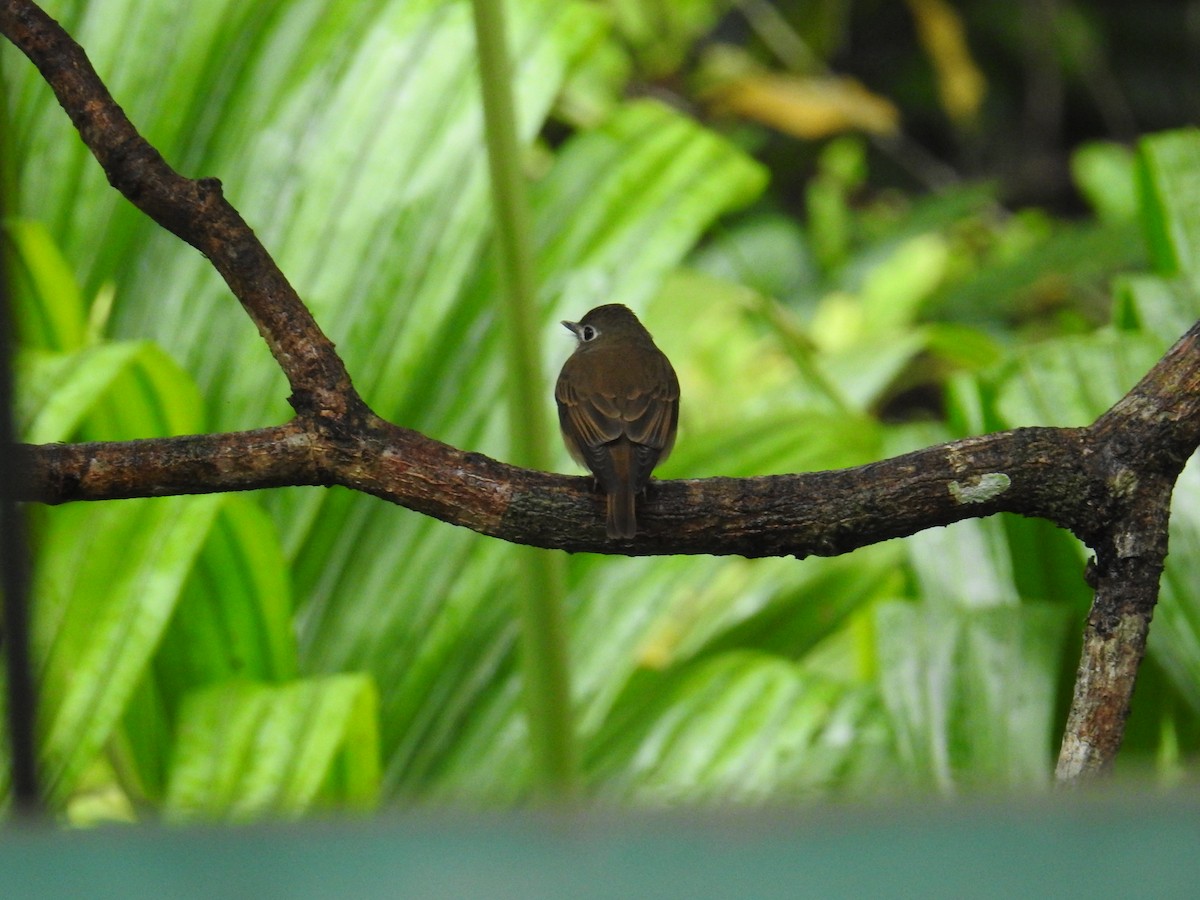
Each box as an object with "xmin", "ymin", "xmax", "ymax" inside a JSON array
[{"xmin": 555, "ymin": 304, "xmax": 680, "ymax": 539}]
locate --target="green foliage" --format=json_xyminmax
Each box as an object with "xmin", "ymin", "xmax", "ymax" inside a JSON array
[
  {"xmin": 3, "ymin": 0, "xmax": 1200, "ymax": 821},
  {"xmin": 162, "ymin": 675, "xmax": 378, "ymax": 822},
  {"xmin": 876, "ymin": 602, "xmax": 1071, "ymax": 792}
]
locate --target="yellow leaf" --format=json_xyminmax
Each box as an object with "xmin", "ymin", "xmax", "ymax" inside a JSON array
[
  {"xmin": 906, "ymin": 0, "xmax": 987, "ymax": 122},
  {"xmin": 710, "ymin": 73, "xmax": 900, "ymax": 139}
]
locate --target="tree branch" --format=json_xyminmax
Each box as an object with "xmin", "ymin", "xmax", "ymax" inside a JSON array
[
  {"xmin": 5, "ymin": 0, "xmax": 1200, "ymax": 785},
  {"xmin": 6, "ymin": 417, "xmax": 1096, "ymax": 555}
]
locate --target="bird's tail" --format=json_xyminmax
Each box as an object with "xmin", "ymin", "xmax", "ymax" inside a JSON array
[
  {"xmin": 606, "ymin": 482, "xmax": 637, "ymax": 539},
  {"xmin": 606, "ymin": 442, "xmax": 638, "ymax": 539}
]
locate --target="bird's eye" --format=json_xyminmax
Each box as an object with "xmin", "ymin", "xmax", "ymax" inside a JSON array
[{"xmin": 581, "ymin": 325, "xmax": 599, "ymax": 341}]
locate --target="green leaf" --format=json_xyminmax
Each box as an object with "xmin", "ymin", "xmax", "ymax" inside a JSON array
[
  {"xmin": 929, "ymin": 217, "xmax": 1143, "ymax": 325},
  {"xmin": 906, "ymin": 516, "xmax": 1022, "ymax": 609},
  {"xmin": 29, "ymin": 495, "xmax": 224, "ymax": 806},
  {"xmin": 429, "ymin": 541, "xmax": 902, "ymax": 803},
  {"xmin": 859, "ymin": 234, "xmax": 949, "ymax": 334},
  {"xmin": 163, "ymin": 675, "xmax": 379, "ymax": 822},
  {"xmin": 992, "ymin": 330, "xmax": 1165, "ymax": 428},
  {"xmin": 657, "ymin": 550, "xmax": 904, "ymax": 665},
  {"xmin": 113, "ymin": 496, "xmax": 298, "ymax": 802},
  {"xmin": 1112, "ymin": 274, "xmax": 1200, "ymax": 348},
  {"xmin": 1137, "ymin": 128, "xmax": 1200, "ymax": 284},
  {"xmin": 649, "ymin": 270, "xmax": 856, "ymax": 422},
  {"xmin": 819, "ymin": 330, "xmax": 929, "ymax": 412},
  {"xmin": 688, "ymin": 212, "xmax": 820, "ymax": 306},
  {"xmin": 875, "ymin": 601, "xmax": 1071, "ymax": 791},
  {"xmin": 1072, "ymin": 141, "xmax": 1139, "ymax": 225},
  {"xmin": 10, "ymin": 245, "xmax": 300, "ymax": 807},
  {"xmin": 2, "ymin": 219, "xmax": 88, "ymax": 351},
  {"xmin": 531, "ymin": 100, "xmax": 767, "ymax": 318},
  {"xmin": 586, "ymin": 653, "xmax": 893, "ymax": 804},
  {"xmin": 18, "ymin": 340, "xmax": 202, "ymax": 443}
]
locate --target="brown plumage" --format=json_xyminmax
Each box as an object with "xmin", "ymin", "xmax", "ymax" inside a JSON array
[{"xmin": 555, "ymin": 304, "xmax": 679, "ymax": 539}]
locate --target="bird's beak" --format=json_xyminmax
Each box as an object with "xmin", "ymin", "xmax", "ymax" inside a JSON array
[{"xmin": 562, "ymin": 320, "xmax": 582, "ymax": 337}]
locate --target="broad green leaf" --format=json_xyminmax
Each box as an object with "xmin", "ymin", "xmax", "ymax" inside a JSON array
[
  {"xmin": 667, "ymin": 409, "xmax": 880, "ymax": 481},
  {"xmin": 2, "ymin": 219, "xmax": 88, "ymax": 351},
  {"xmin": 9, "ymin": 221, "xmax": 204, "ymax": 443},
  {"xmin": 9, "ymin": 235, "xmax": 291, "ymax": 807},
  {"xmin": 157, "ymin": 497, "xmax": 297, "ymax": 692},
  {"xmin": 530, "ymin": 100, "xmax": 767, "ymax": 322},
  {"xmin": 1000, "ymin": 515, "xmax": 1092, "ymax": 611},
  {"xmin": 572, "ymin": 554, "xmax": 891, "ymax": 730},
  {"xmin": 688, "ymin": 212, "xmax": 820, "ymax": 306},
  {"xmin": 15, "ymin": 281, "xmax": 229, "ymax": 807},
  {"xmin": 929, "ymin": 217, "xmax": 1143, "ymax": 325},
  {"xmin": 650, "ymin": 550, "xmax": 903, "ymax": 666},
  {"xmin": 992, "ymin": 330, "xmax": 1164, "ymax": 428},
  {"xmin": 1072, "ymin": 141, "xmax": 1139, "ymax": 225},
  {"xmin": 430, "ymin": 542, "xmax": 901, "ymax": 802},
  {"xmin": 649, "ymin": 271, "xmax": 851, "ymax": 423},
  {"xmin": 1137, "ymin": 128, "xmax": 1200, "ymax": 284},
  {"xmin": 923, "ymin": 323, "xmax": 1004, "ymax": 371},
  {"xmin": 30, "ymin": 495, "xmax": 224, "ymax": 805},
  {"xmin": 163, "ymin": 675, "xmax": 379, "ymax": 822},
  {"xmin": 858, "ymin": 234, "xmax": 949, "ymax": 334},
  {"xmin": 1112, "ymin": 274, "xmax": 1200, "ymax": 348},
  {"xmin": 818, "ymin": 329, "xmax": 929, "ymax": 412},
  {"xmin": 113, "ymin": 496, "xmax": 298, "ymax": 802},
  {"xmin": 18, "ymin": 340, "xmax": 201, "ymax": 444},
  {"xmin": 586, "ymin": 653, "xmax": 894, "ymax": 804},
  {"xmin": 875, "ymin": 601, "xmax": 1071, "ymax": 792},
  {"xmin": 905, "ymin": 517, "xmax": 1022, "ymax": 610}
]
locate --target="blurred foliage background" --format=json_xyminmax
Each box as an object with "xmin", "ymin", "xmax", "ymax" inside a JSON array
[{"xmin": 2, "ymin": 0, "xmax": 1200, "ymax": 821}]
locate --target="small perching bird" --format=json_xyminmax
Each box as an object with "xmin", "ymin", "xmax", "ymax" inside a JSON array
[{"xmin": 555, "ymin": 304, "xmax": 680, "ymax": 539}]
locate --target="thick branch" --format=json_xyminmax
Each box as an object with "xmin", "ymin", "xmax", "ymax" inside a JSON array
[
  {"xmin": 0, "ymin": 0, "xmax": 358, "ymax": 417},
  {"xmin": 1055, "ymin": 482, "xmax": 1174, "ymax": 780},
  {"xmin": 17, "ymin": 421, "xmax": 1101, "ymax": 559},
  {"xmin": 1052, "ymin": 323, "xmax": 1200, "ymax": 780},
  {"xmin": 1093, "ymin": 325, "xmax": 1200, "ymax": 468},
  {"xmin": 17, "ymin": 424, "xmax": 317, "ymax": 501}
]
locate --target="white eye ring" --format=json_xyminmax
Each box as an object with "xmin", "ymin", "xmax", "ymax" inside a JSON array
[{"xmin": 581, "ymin": 324, "xmax": 599, "ymax": 341}]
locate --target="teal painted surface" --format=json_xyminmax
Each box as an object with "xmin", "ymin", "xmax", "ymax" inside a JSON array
[{"xmin": 2, "ymin": 793, "xmax": 1197, "ymax": 898}]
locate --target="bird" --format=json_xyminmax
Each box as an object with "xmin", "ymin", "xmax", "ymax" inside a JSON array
[{"xmin": 555, "ymin": 304, "xmax": 680, "ymax": 539}]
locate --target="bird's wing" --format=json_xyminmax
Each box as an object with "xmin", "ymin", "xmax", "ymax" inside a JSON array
[
  {"xmin": 556, "ymin": 371, "xmax": 624, "ymax": 448},
  {"xmin": 556, "ymin": 352, "xmax": 679, "ymax": 490},
  {"xmin": 620, "ymin": 356, "xmax": 679, "ymax": 454}
]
